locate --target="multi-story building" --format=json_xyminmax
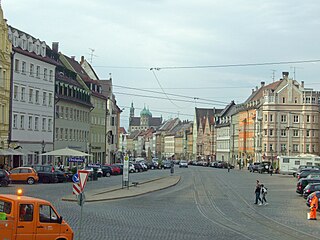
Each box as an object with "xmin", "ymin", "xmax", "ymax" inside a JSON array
[
  {"xmin": 119, "ymin": 127, "xmax": 127, "ymax": 155},
  {"xmin": 8, "ymin": 26, "xmax": 58, "ymax": 167},
  {"xmin": 193, "ymin": 108, "xmax": 222, "ymax": 161},
  {"xmin": 230, "ymin": 109, "xmax": 239, "ymax": 166},
  {"xmin": 0, "ymin": 4, "xmax": 11, "ymax": 165},
  {"xmin": 174, "ymin": 121, "xmax": 193, "ymax": 160},
  {"xmin": 259, "ymin": 72, "xmax": 320, "ymax": 164},
  {"xmin": 215, "ymin": 101, "xmax": 236, "ymax": 162},
  {"xmin": 53, "ymin": 48, "xmax": 92, "ymax": 166},
  {"xmin": 62, "ymin": 55, "xmax": 107, "ymax": 164}
]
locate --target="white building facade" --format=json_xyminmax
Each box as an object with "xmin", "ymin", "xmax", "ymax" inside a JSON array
[{"xmin": 8, "ymin": 26, "xmax": 58, "ymax": 167}]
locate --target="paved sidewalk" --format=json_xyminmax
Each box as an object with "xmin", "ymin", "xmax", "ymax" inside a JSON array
[{"xmin": 62, "ymin": 175, "xmax": 181, "ymax": 202}]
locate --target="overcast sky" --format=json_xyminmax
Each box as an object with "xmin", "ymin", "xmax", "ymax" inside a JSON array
[{"xmin": 3, "ymin": 0, "xmax": 320, "ymax": 128}]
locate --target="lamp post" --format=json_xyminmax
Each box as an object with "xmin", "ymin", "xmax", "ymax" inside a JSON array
[
  {"xmin": 41, "ymin": 140, "xmax": 45, "ymax": 165},
  {"xmin": 270, "ymin": 148, "xmax": 273, "ymax": 176}
]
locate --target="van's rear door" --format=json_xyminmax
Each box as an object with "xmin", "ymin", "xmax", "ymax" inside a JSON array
[
  {"xmin": 16, "ymin": 203, "xmax": 36, "ymax": 240},
  {"xmin": 0, "ymin": 219, "xmax": 14, "ymax": 239}
]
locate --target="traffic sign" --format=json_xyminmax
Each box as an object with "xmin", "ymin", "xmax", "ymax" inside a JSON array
[
  {"xmin": 72, "ymin": 173, "xmax": 79, "ymax": 183},
  {"xmin": 73, "ymin": 183, "xmax": 81, "ymax": 195},
  {"xmin": 78, "ymin": 170, "xmax": 89, "ymax": 191},
  {"xmin": 77, "ymin": 192, "xmax": 85, "ymax": 206}
]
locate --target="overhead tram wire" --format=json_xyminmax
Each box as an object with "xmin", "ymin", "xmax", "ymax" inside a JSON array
[
  {"xmin": 150, "ymin": 68, "xmax": 181, "ymax": 108},
  {"xmin": 94, "ymin": 59, "xmax": 320, "ymax": 70},
  {"xmin": 113, "ymin": 84, "xmax": 230, "ymax": 104},
  {"xmin": 113, "ymin": 92, "xmax": 227, "ymax": 106}
]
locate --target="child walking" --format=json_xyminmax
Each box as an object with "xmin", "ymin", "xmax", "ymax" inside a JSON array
[{"xmin": 261, "ymin": 184, "xmax": 268, "ymax": 205}]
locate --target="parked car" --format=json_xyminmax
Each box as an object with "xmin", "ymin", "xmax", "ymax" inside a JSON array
[
  {"xmin": 101, "ymin": 166, "xmax": 112, "ymax": 177},
  {"xmin": 84, "ymin": 166, "xmax": 103, "ymax": 177},
  {"xmin": 162, "ymin": 160, "xmax": 172, "ymax": 169},
  {"xmin": 251, "ymin": 162, "xmax": 261, "ymax": 172},
  {"xmin": 296, "ymin": 167, "xmax": 320, "ymax": 179},
  {"xmin": 0, "ymin": 169, "xmax": 10, "ymax": 187},
  {"xmin": 297, "ymin": 170, "xmax": 320, "ymax": 180},
  {"xmin": 258, "ymin": 162, "xmax": 271, "ymax": 174},
  {"xmin": 306, "ymin": 174, "xmax": 320, "ymax": 179},
  {"xmin": 146, "ymin": 161, "xmax": 158, "ymax": 170},
  {"xmin": 27, "ymin": 165, "xmax": 59, "ymax": 183},
  {"xmin": 294, "ymin": 165, "xmax": 320, "ymax": 177},
  {"xmin": 296, "ymin": 178, "xmax": 320, "ymax": 194},
  {"xmin": 133, "ymin": 163, "xmax": 143, "ymax": 172},
  {"xmin": 179, "ymin": 160, "xmax": 188, "ymax": 168},
  {"xmin": 9, "ymin": 167, "xmax": 39, "ymax": 184},
  {"xmin": 114, "ymin": 164, "xmax": 124, "ymax": 174},
  {"xmin": 104, "ymin": 165, "xmax": 121, "ymax": 175},
  {"xmin": 306, "ymin": 191, "xmax": 320, "ymax": 209},
  {"xmin": 303, "ymin": 183, "xmax": 320, "ymax": 198}
]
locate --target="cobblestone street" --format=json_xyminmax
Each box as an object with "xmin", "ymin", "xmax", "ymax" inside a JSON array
[{"xmin": 2, "ymin": 167, "xmax": 320, "ymax": 239}]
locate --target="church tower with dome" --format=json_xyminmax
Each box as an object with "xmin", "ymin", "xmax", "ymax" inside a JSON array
[{"xmin": 129, "ymin": 103, "xmax": 162, "ymax": 132}]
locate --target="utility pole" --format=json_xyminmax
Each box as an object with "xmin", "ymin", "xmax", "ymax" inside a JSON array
[
  {"xmin": 88, "ymin": 48, "xmax": 98, "ymax": 64},
  {"xmin": 271, "ymin": 70, "xmax": 276, "ymax": 82}
]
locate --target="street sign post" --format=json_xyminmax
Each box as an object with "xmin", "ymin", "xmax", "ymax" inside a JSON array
[
  {"xmin": 123, "ymin": 154, "xmax": 129, "ymax": 189},
  {"xmin": 72, "ymin": 173, "xmax": 79, "ymax": 183},
  {"xmin": 74, "ymin": 170, "xmax": 89, "ymax": 240},
  {"xmin": 73, "ymin": 183, "xmax": 81, "ymax": 195}
]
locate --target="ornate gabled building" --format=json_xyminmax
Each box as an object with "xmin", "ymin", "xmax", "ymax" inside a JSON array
[
  {"xmin": 193, "ymin": 108, "xmax": 223, "ymax": 161},
  {"xmin": 129, "ymin": 103, "xmax": 162, "ymax": 132}
]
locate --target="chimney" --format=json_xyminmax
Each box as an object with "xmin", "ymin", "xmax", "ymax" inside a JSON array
[
  {"xmin": 261, "ymin": 81, "xmax": 265, "ymax": 87},
  {"xmin": 71, "ymin": 56, "xmax": 75, "ymax": 60},
  {"xmin": 301, "ymin": 81, "xmax": 304, "ymax": 88},
  {"xmin": 252, "ymin": 89, "xmax": 255, "ymax": 94},
  {"xmin": 282, "ymin": 72, "xmax": 289, "ymax": 79},
  {"xmin": 80, "ymin": 56, "xmax": 85, "ymax": 65},
  {"xmin": 52, "ymin": 42, "xmax": 59, "ymax": 52},
  {"xmin": 255, "ymin": 86, "xmax": 258, "ymax": 91}
]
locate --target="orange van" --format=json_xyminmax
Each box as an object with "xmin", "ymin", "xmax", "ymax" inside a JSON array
[
  {"xmin": 10, "ymin": 167, "xmax": 39, "ymax": 184},
  {"xmin": 0, "ymin": 193, "xmax": 74, "ymax": 240}
]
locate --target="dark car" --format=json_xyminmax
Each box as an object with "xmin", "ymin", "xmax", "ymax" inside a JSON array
[
  {"xmin": 133, "ymin": 163, "xmax": 143, "ymax": 172},
  {"xmin": 0, "ymin": 169, "xmax": 10, "ymax": 187},
  {"xmin": 146, "ymin": 161, "xmax": 158, "ymax": 170},
  {"xmin": 162, "ymin": 161, "xmax": 172, "ymax": 169},
  {"xmin": 251, "ymin": 163, "xmax": 261, "ymax": 172},
  {"xmin": 298, "ymin": 170, "xmax": 320, "ymax": 181},
  {"xmin": 306, "ymin": 191, "xmax": 320, "ymax": 209},
  {"xmin": 303, "ymin": 183, "xmax": 320, "ymax": 198},
  {"xmin": 258, "ymin": 162, "xmax": 271, "ymax": 174},
  {"xmin": 52, "ymin": 170, "xmax": 67, "ymax": 183},
  {"xmin": 101, "ymin": 166, "xmax": 112, "ymax": 177},
  {"xmin": 295, "ymin": 166, "xmax": 320, "ymax": 178},
  {"xmin": 296, "ymin": 178, "xmax": 320, "ymax": 194},
  {"xmin": 28, "ymin": 165, "xmax": 59, "ymax": 183}
]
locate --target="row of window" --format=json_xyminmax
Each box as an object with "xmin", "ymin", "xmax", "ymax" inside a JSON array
[
  {"xmin": 264, "ymin": 129, "xmax": 316, "ymax": 137},
  {"xmin": 55, "ymin": 106, "xmax": 89, "ymax": 123},
  {"xmin": 264, "ymin": 143, "xmax": 317, "ymax": 153},
  {"xmin": 264, "ymin": 114, "xmax": 317, "ymax": 123},
  {"xmin": 14, "ymin": 59, "xmax": 54, "ymax": 81},
  {"xmin": 13, "ymin": 85, "xmax": 53, "ymax": 106},
  {"xmin": 91, "ymin": 116, "xmax": 105, "ymax": 126},
  {"xmin": 55, "ymin": 128, "xmax": 89, "ymax": 142},
  {"xmin": 13, "ymin": 114, "xmax": 52, "ymax": 132}
]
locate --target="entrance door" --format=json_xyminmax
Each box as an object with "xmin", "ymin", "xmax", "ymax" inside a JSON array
[{"xmin": 16, "ymin": 203, "xmax": 35, "ymax": 240}]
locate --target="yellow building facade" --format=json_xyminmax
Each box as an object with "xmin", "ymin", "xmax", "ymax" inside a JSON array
[{"xmin": 0, "ymin": 4, "xmax": 11, "ymax": 151}]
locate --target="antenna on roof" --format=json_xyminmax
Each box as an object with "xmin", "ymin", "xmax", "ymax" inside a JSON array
[
  {"xmin": 88, "ymin": 48, "xmax": 98, "ymax": 64},
  {"xmin": 290, "ymin": 66, "xmax": 303, "ymax": 80},
  {"xmin": 271, "ymin": 69, "xmax": 276, "ymax": 82}
]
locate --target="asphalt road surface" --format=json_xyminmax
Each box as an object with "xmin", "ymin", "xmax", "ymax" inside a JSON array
[{"xmin": 1, "ymin": 166, "xmax": 320, "ymax": 240}]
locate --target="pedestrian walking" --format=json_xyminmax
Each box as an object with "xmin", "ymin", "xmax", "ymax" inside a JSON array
[
  {"xmin": 269, "ymin": 165, "xmax": 273, "ymax": 176},
  {"xmin": 227, "ymin": 163, "xmax": 230, "ymax": 172},
  {"xmin": 255, "ymin": 180, "xmax": 262, "ymax": 205},
  {"xmin": 261, "ymin": 184, "xmax": 268, "ymax": 205}
]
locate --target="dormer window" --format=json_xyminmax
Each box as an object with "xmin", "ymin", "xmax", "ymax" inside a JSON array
[
  {"xmin": 28, "ymin": 42, "xmax": 33, "ymax": 51},
  {"xmin": 36, "ymin": 45, "xmax": 40, "ymax": 54},
  {"xmin": 13, "ymin": 36, "xmax": 18, "ymax": 47}
]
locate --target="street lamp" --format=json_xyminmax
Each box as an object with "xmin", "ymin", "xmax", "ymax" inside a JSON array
[
  {"xmin": 41, "ymin": 140, "xmax": 45, "ymax": 165},
  {"xmin": 270, "ymin": 148, "xmax": 273, "ymax": 176}
]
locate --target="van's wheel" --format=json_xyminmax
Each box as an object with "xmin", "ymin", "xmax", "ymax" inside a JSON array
[
  {"xmin": 151, "ymin": 166, "xmax": 155, "ymax": 170},
  {"xmin": 27, "ymin": 177, "xmax": 35, "ymax": 185},
  {"xmin": 0, "ymin": 180, "xmax": 8, "ymax": 187},
  {"xmin": 106, "ymin": 172, "xmax": 111, "ymax": 177},
  {"xmin": 135, "ymin": 169, "xmax": 139, "ymax": 173}
]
